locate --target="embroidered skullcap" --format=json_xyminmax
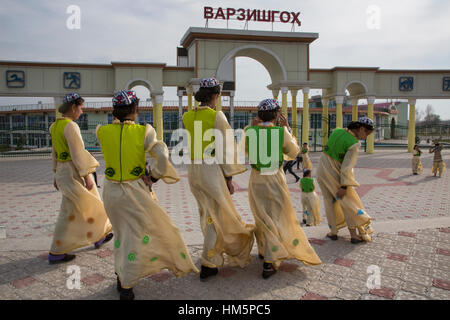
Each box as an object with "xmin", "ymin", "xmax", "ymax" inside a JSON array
[
  {"xmin": 63, "ymin": 93, "xmax": 81, "ymax": 104},
  {"xmin": 200, "ymin": 77, "xmax": 219, "ymax": 88},
  {"xmin": 112, "ymin": 90, "xmax": 138, "ymax": 107},
  {"xmin": 258, "ymin": 98, "xmax": 280, "ymax": 111},
  {"xmin": 358, "ymin": 116, "xmax": 374, "ymax": 128}
]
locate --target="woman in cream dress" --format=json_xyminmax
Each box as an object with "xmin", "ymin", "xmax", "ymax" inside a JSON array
[
  {"xmin": 182, "ymin": 77, "xmax": 255, "ymax": 281},
  {"xmin": 412, "ymin": 144, "xmax": 423, "ymax": 175},
  {"xmin": 316, "ymin": 117, "xmax": 375, "ymax": 243},
  {"xmin": 49, "ymin": 93, "xmax": 112, "ymax": 264},
  {"xmin": 97, "ymin": 90, "xmax": 198, "ymax": 300},
  {"xmin": 244, "ymin": 99, "xmax": 322, "ymax": 279}
]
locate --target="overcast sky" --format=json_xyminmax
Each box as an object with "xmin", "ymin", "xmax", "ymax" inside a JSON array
[{"xmin": 1, "ymin": 0, "xmax": 449, "ymax": 119}]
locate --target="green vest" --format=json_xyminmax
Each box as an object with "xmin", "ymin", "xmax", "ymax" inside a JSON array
[
  {"xmin": 415, "ymin": 150, "xmax": 421, "ymax": 157},
  {"xmin": 97, "ymin": 123, "xmax": 147, "ymax": 182},
  {"xmin": 300, "ymin": 177, "xmax": 315, "ymax": 193},
  {"xmin": 50, "ymin": 118, "xmax": 72, "ymax": 162},
  {"xmin": 302, "ymin": 147, "xmax": 308, "ymax": 154},
  {"xmin": 245, "ymin": 125, "xmax": 284, "ymax": 172},
  {"xmin": 182, "ymin": 107, "xmax": 217, "ymax": 160},
  {"xmin": 323, "ymin": 128, "xmax": 359, "ymax": 163}
]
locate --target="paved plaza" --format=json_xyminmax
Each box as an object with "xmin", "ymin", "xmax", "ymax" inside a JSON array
[{"xmin": 0, "ymin": 149, "xmax": 449, "ymax": 300}]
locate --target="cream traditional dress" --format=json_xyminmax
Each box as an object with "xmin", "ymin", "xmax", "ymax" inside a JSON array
[
  {"xmin": 300, "ymin": 178, "xmax": 322, "ymax": 226},
  {"xmin": 430, "ymin": 146, "xmax": 446, "ymax": 176},
  {"xmin": 316, "ymin": 128, "xmax": 373, "ymax": 241},
  {"xmin": 301, "ymin": 146, "xmax": 313, "ymax": 170},
  {"xmin": 97, "ymin": 121, "xmax": 199, "ymax": 289},
  {"xmin": 245, "ymin": 123, "xmax": 322, "ymax": 269},
  {"xmin": 183, "ymin": 107, "xmax": 255, "ymax": 269},
  {"xmin": 412, "ymin": 149, "xmax": 423, "ymax": 174},
  {"xmin": 50, "ymin": 118, "xmax": 112, "ymax": 255}
]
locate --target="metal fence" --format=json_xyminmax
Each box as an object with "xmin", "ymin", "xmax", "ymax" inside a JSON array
[{"xmin": 1, "ymin": 116, "xmax": 449, "ymax": 157}]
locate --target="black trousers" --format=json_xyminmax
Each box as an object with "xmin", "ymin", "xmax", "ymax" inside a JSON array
[{"xmin": 283, "ymin": 160, "xmax": 300, "ymax": 180}]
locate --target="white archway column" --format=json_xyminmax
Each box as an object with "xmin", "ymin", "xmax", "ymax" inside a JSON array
[
  {"xmin": 335, "ymin": 95, "xmax": 344, "ymax": 128},
  {"xmin": 291, "ymin": 89, "xmax": 298, "ymax": 139},
  {"xmin": 301, "ymin": 87, "xmax": 310, "ymax": 145},
  {"xmin": 367, "ymin": 96, "xmax": 376, "ymax": 154},
  {"xmin": 322, "ymin": 97, "xmax": 329, "ymax": 147},
  {"xmin": 281, "ymin": 87, "xmax": 288, "ymax": 117},
  {"xmin": 177, "ymin": 89, "xmax": 184, "ymax": 129},
  {"xmin": 229, "ymin": 90, "xmax": 235, "ymax": 128},
  {"xmin": 408, "ymin": 98, "xmax": 417, "ymax": 153},
  {"xmin": 186, "ymin": 86, "xmax": 193, "ymax": 112},
  {"xmin": 152, "ymin": 94, "xmax": 164, "ymax": 141}
]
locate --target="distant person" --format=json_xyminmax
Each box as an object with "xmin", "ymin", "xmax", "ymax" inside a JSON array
[
  {"xmin": 301, "ymin": 142, "xmax": 312, "ymax": 170},
  {"xmin": 430, "ymin": 142, "xmax": 446, "ymax": 177},
  {"xmin": 245, "ymin": 98, "xmax": 321, "ymax": 279},
  {"xmin": 49, "ymin": 93, "xmax": 113, "ymax": 265},
  {"xmin": 300, "ymin": 169, "xmax": 322, "ymax": 226},
  {"xmin": 316, "ymin": 116, "xmax": 375, "ymax": 244},
  {"xmin": 412, "ymin": 144, "xmax": 423, "ymax": 175}
]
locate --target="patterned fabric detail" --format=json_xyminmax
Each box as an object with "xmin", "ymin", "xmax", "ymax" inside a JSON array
[
  {"xmin": 59, "ymin": 152, "xmax": 69, "ymax": 160},
  {"xmin": 200, "ymin": 77, "xmax": 219, "ymax": 88},
  {"xmin": 63, "ymin": 93, "xmax": 81, "ymax": 104},
  {"xmin": 358, "ymin": 116, "xmax": 374, "ymax": 128},
  {"xmin": 112, "ymin": 90, "xmax": 138, "ymax": 107},
  {"xmin": 105, "ymin": 167, "xmax": 115, "ymax": 177},
  {"xmin": 130, "ymin": 167, "xmax": 144, "ymax": 177},
  {"xmin": 258, "ymin": 98, "xmax": 280, "ymax": 111}
]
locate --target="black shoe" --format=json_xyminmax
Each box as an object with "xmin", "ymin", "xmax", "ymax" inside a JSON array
[
  {"xmin": 326, "ymin": 234, "xmax": 338, "ymax": 241},
  {"xmin": 295, "ymin": 177, "xmax": 300, "ymax": 183},
  {"xmin": 302, "ymin": 219, "xmax": 307, "ymax": 224},
  {"xmin": 258, "ymin": 254, "xmax": 264, "ymax": 260},
  {"xmin": 413, "ymin": 173, "xmax": 418, "ymax": 175},
  {"xmin": 200, "ymin": 265, "xmax": 218, "ymax": 282},
  {"xmin": 48, "ymin": 253, "xmax": 76, "ymax": 264},
  {"xmin": 94, "ymin": 233, "xmax": 114, "ymax": 249},
  {"xmin": 351, "ymin": 237, "xmax": 364, "ymax": 244},
  {"xmin": 262, "ymin": 262, "xmax": 277, "ymax": 279},
  {"xmin": 120, "ymin": 288, "xmax": 135, "ymax": 300}
]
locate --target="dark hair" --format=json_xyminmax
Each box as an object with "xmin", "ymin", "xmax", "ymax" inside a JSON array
[
  {"xmin": 303, "ymin": 169, "xmax": 311, "ymax": 177},
  {"xmin": 58, "ymin": 97, "xmax": 85, "ymax": 114},
  {"xmin": 257, "ymin": 108, "xmax": 280, "ymax": 122},
  {"xmin": 112, "ymin": 99, "xmax": 139, "ymax": 122},
  {"xmin": 414, "ymin": 144, "xmax": 418, "ymax": 149},
  {"xmin": 303, "ymin": 142, "xmax": 307, "ymax": 145},
  {"xmin": 194, "ymin": 85, "xmax": 220, "ymax": 105},
  {"xmin": 347, "ymin": 121, "xmax": 374, "ymax": 132}
]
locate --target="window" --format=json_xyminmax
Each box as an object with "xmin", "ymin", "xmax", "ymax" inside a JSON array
[
  {"xmin": 47, "ymin": 114, "xmax": 55, "ymax": 128},
  {"xmin": 27, "ymin": 115, "xmax": 45, "ymax": 130},
  {"xmin": 310, "ymin": 114, "xmax": 323, "ymax": 129},
  {"xmin": 343, "ymin": 114, "xmax": 353, "ymax": 127},
  {"xmin": 163, "ymin": 112, "xmax": 178, "ymax": 130},
  {"xmin": 12, "ymin": 115, "xmax": 25, "ymax": 130},
  {"xmin": 76, "ymin": 114, "xmax": 88, "ymax": 130},
  {"xmin": 234, "ymin": 112, "xmax": 249, "ymax": 129},
  {"xmin": 27, "ymin": 133, "xmax": 47, "ymax": 147},
  {"xmin": 0, "ymin": 116, "xmax": 9, "ymax": 130},
  {"xmin": 138, "ymin": 112, "xmax": 153, "ymax": 126},
  {"xmin": 0, "ymin": 133, "xmax": 10, "ymax": 145}
]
